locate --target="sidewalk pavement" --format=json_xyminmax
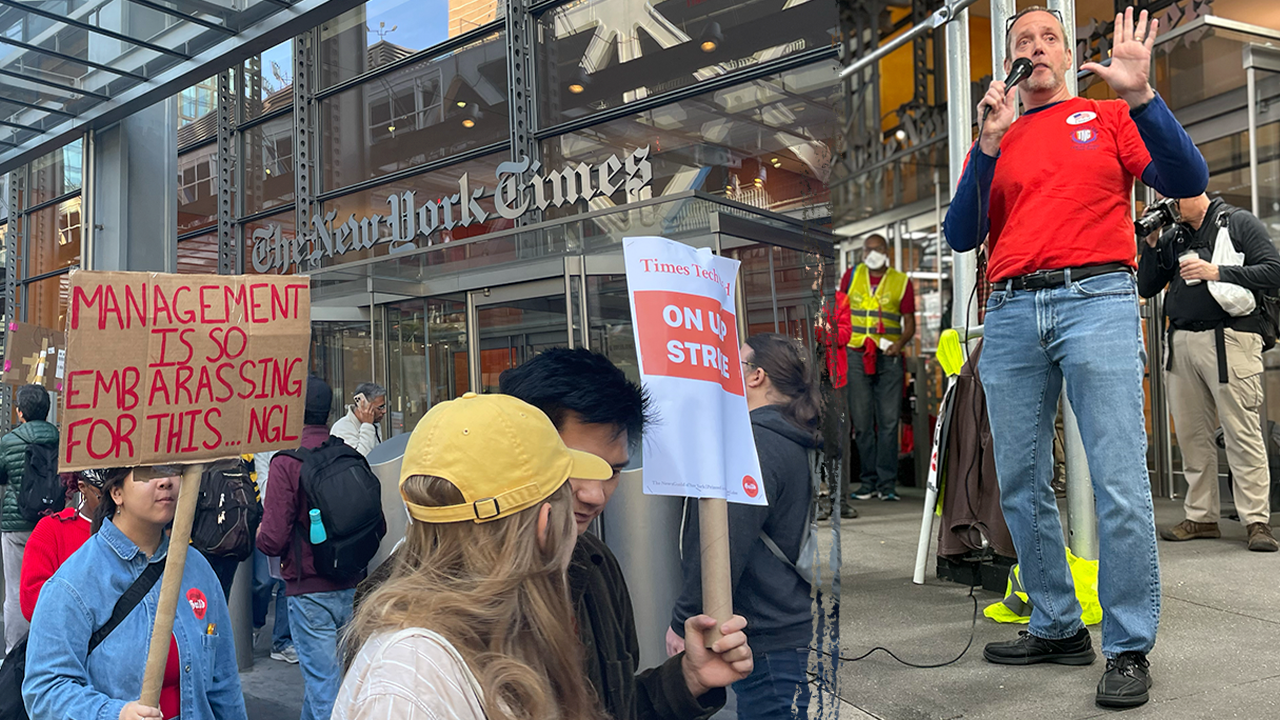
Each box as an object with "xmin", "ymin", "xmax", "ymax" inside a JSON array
[{"xmin": 817, "ymin": 488, "xmax": 1280, "ymax": 720}]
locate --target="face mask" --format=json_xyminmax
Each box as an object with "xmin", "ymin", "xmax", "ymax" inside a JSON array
[{"xmin": 864, "ymin": 250, "xmax": 889, "ymax": 270}]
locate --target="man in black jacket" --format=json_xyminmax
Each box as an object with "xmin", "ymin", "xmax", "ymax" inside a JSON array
[
  {"xmin": 1138, "ymin": 192, "xmax": 1280, "ymax": 552},
  {"xmin": 499, "ymin": 348, "xmax": 753, "ymax": 720}
]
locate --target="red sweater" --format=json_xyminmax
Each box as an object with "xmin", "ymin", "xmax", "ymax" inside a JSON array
[{"xmin": 20, "ymin": 507, "xmax": 91, "ymax": 621}]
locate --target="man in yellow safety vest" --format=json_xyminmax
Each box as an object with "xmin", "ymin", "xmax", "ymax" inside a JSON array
[{"xmin": 840, "ymin": 234, "xmax": 916, "ymax": 502}]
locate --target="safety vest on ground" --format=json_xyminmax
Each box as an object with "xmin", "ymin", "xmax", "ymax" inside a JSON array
[{"xmin": 845, "ymin": 265, "xmax": 908, "ymax": 348}]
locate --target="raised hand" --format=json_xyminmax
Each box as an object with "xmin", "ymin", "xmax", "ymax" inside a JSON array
[{"xmin": 1081, "ymin": 6, "xmax": 1158, "ymax": 107}]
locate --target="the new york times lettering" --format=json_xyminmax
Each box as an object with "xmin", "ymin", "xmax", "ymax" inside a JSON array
[{"xmin": 252, "ymin": 146, "xmax": 654, "ymax": 274}]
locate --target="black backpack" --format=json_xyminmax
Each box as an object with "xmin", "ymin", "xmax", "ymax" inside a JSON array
[
  {"xmin": 17, "ymin": 442, "xmax": 63, "ymax": 524},
  {"xmin": 281, "ymin": 437, "xmax": 385, "ymax": 581},
  {"xmin": 190, "ymin": 458, "xmax": 262, "ymax": 562}
]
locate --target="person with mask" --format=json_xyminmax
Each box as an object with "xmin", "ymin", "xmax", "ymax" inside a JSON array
[
  {"xmin": 19, "ymin": 470, "xmax": 106, "ymax": 621},
  {"xmin": 669, "ymin": 333, "xmax": 822, "ymax": 720},
  {"xmin": 840, "ymin": 233, "xmax": 916, "ymax": 502}
]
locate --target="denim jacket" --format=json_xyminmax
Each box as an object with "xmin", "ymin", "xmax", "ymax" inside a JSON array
[{"xmin": 23, "ymin": 517, "xmax": 247, "ymax": 720}]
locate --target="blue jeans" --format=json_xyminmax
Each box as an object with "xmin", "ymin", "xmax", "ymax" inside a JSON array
[
  {"xmin": 847, "ymin": 349, "xmax": 904, "ymax": 494},
  {"xmin": 289, "ymin": 589, "xmax": 355, "ymax": 720},
  {"xmin": 253, "ymin": 549, "xmax": 291, "ymax": 651},
  {"xmin": 979, "ymin": 271, "xmax": 1160, "ymax": 657},
  {"xmin": 733, "ymin": 648, "xmax": 811, "ymax": 720}
]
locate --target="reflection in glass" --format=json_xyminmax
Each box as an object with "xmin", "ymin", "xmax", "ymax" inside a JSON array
[
  {"xmin": 243, "ymin": 114, "xmax": 296, "ymax": 215},
  {"xmin": 586, "ymin": 274, "xmax": 640, "ymax": 383},
  {"xmin": 538, "ymin": 0, "xmax": 837, "ymax": 127},
  {"xmin": 476, "ymin": 294, "xmax": 569, "ymax": 392},
  {"xmin": 177, "ymin": 233, "xmax": 219, "ymax": 275},
  {"xmin": 541, "ymin": 63, "xmax": 837, "ymax": 217},
  {"xmin": 179, "ymin": 145, "xmax": 218, "ymax": 234},
  {"xmin": 242, "ymin": 41, "xmax": 295, "ymax": 122},
  {"xmin": 178, "ymin": 77, "xmax": 219, "ymax": 145},
  {"xmin": 27, "ymin": 197, "xmax": 81, "ymax": 277},
  {"xmin": 320, "ymin": 32, "xmax": 508, "ymax": 191},
  {"xmin": 26, "ymin": 273, "xmax": 70, "ymax": 333},
  {"xmin": 319, "ymin": 0, "xmax": 493, "ymax": 88},
  {"xmin": 311, "ymin": 321, "xmax": 375, "ymax": 420},
  {"xmin": 29, "ymin": 140, "xmax": 82, "ymax": 208}
]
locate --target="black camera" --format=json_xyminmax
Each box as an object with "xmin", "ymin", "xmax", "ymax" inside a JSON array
[{"xmin": 1134, "ymin": 197, "xmax": 1182, "ymax": 237}]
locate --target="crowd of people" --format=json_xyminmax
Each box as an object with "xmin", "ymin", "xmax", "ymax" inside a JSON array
[{"xmin": 0, "ymin": 6, "xmax": 1276, "ymax": 720}]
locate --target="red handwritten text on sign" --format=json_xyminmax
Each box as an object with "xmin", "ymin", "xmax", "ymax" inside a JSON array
[
  {"xmin": 633, "ymin": 290, "xmax": 742, "ymax": 396},
  {"xmin": 59, "ymin": 271, "xmax": 311, "ymax": 472}
]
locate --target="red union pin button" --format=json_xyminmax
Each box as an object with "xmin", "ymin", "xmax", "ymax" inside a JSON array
[
  {"xmin": 187, "ymin": 588, "xmax": 207, "ymax": 620},
  {"xmin": 742, "ymin": 475, "xmax": 760, "ymax": 498}
]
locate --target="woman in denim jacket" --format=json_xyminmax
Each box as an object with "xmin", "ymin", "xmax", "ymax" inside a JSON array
[{"xmin": 23, "ymin": 466, "xmax": 247, "ymax": 720}]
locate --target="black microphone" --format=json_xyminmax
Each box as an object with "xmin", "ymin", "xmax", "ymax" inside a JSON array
[{"xmin": 981, "ymin": 57, "xmax": 1035, "ymax": 125}]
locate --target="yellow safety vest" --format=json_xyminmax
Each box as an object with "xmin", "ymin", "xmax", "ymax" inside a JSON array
[{"xmin": 846, "ymin": 265, "xmax": 909, "ymax": 348}]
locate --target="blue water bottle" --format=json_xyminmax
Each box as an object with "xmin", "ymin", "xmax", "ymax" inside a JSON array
[{"xmin": 309, "ymin": 508, "xmax": 327, "ymax": 544}]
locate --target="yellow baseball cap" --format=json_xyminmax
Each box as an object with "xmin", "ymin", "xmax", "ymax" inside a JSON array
[{"xmin": 399, "ymin": 392, "xmax": 613, "ymax": 523}]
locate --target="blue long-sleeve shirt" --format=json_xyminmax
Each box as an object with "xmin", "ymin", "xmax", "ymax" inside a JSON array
[{"xmin": 943, "ymin": 92, "xmax": 1208, "ymax": 255}]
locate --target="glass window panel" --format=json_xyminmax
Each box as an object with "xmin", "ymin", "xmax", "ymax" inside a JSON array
[
  {"xmin": 537, "ymin": 0, "xmax": 837, "ymax": 127},
  {"xmin": 310, "ymin": 152, "xmax": 508, "ymax": 271},
  {"xmin": 25, "ymin": 273, "xmax": 70, "ymax": 332},
  {"xmin": 26, "ymin": 196, "xmax": 81, "ymax": 277},
  {"xmin": 178, "ymin": 144, "xmax": 219, "ymax": 234},
  {"xmin": 310, "ymin": 320, "xmax": 373, "ymax": 419},
  {"xmin": 243, "ymin": 114, "xmax": 296, "ymax": 215},
  {"xmin": 29, "ymin": 140, "xmax": 82, "ymax": 208},
  {"xmin": 320, "ymin": 31, "xmax": 508, "ymax": 191},
  {"xmin": 177, "ymin": 232, "xmax": 219, "ymax": 275},
  {"xmin": 178, "ymin": 77, "xmax": 219, "ymax": 147},
  {"xmin": 319, "ymin": 0, "xmax": 501, "ymax": 89},
  {"xmin": 541, "ymin": 63, "xmax": 838, "ymax": 218},
  {"xmin": 242, "ymin": 40, "xmax": 295, "ymax": 122}
]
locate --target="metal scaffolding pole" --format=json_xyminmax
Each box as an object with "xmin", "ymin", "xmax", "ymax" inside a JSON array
[{"xmin": 947, "ymin": 9, "xmax": 976, "ymax": 334}]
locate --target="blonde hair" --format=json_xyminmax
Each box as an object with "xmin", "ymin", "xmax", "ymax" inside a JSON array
[{"xmin": 343, "ymin": 476, "xmax": 597, "ymax": 720}]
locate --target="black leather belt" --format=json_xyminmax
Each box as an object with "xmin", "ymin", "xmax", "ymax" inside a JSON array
[{"xmin": 1002, "ymin": 262, "xmax": 1132, "ymax": 291}]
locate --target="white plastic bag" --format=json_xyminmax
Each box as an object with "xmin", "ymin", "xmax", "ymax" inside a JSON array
[{"xmin": 1207, "ymin": 223, "xmax": 1256, "ymax": 317}]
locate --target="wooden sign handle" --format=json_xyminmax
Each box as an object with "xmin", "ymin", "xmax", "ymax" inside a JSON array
[
  {"xmin": 698, "ymin": 497, "xmax": 732, "ymax": 648},
  {"xmin": 140, "ymin": 463, "xmax": 205, "ymax": 707}
]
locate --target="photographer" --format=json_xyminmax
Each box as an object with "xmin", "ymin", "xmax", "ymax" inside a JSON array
[
  {"xmin": 1137, "ymin": 193, "xmax": 1280, "ymax": 553},
  {"xmin": 942, "ymin": 6, "xmax": 1208, "ymax": 709}
]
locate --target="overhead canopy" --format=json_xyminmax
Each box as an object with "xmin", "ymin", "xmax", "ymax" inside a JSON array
[{"xmin": 0, "ymin": 0, "xmax": 362, "ymax": 174}]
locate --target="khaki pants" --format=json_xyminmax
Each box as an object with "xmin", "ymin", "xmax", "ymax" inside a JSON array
[{"xmin": 1168, "ymin": 327, "xmax": 1272, "ymax": 526}]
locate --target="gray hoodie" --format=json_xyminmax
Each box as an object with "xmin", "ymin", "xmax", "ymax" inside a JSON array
[{"xmin": 671, "ymin": 404, "xmax": 820, "ymax": 655}]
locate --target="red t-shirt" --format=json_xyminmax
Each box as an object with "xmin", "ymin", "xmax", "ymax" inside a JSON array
[{"xmin": 986, "ymin": 97, "xmax": 1152, "ymax": 282}]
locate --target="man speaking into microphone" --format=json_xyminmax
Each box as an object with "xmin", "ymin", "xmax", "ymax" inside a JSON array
[{"xmin": 943, "ymin": 6, "xmax": 1208, "ymax": 709}]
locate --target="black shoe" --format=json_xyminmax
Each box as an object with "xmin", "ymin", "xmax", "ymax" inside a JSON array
[
  {"xmin": 1096, "ymin": 652, "xmax": 1151, "ymax": 708},
  {"xmin": 840, "ymin": 505, "xmax": 859, "ymax": 520},
  {"xmin": 983, "ymin": 628, "xmax": 1096, "ymax": 666}
]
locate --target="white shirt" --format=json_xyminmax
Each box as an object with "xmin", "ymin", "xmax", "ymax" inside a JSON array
[
  {"xmin": 334, "ymin": 628, "xmax": 488, "ymax": 720},
  {"xmin": 331, "ymin": 408, "xmax": 381, "ymax": 456}
]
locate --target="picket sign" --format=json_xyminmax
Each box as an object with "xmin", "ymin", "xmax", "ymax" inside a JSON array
[
  {"xmin": 623, "ymin": 237, "xmax": 763, "ymax": 644},
  {"xmin": 57, "ymin": 270, "xmax": 311, "ymax": 707}
]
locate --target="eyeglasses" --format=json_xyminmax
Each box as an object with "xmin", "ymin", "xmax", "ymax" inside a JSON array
[
  {"xmin": 132, "ymin": 464, "xmax": 184, "ymax": 481},
  {"xmin": 1004, "ymin": 7, "xmax": 1064, "ymax": 36}
]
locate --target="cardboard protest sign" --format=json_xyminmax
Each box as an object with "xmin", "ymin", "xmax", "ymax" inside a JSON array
[
  {"xmin": 2, "ymin": 322, "xmax": 66, "ymax": 389},
  {"xmin": 58, "ymin": 270, "xmax": 311, "ymax": 472},
  {"xmin": 623, "ymin": 236, "xmax": 764, "ymax": 505}
]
